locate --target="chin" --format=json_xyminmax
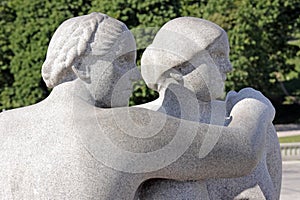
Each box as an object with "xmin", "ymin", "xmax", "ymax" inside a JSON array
[{"xmin": 211, "ymin": 86, "xmax": 225, "ymax": 100}]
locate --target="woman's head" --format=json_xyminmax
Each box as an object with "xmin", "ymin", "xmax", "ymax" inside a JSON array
[
  {"xmin": 42, "ymin": 12, "xmax": 134, "ymax": 88},
  {"xmin": 141, "ymin": 17, "xmax": 232, "ymax": 101}
]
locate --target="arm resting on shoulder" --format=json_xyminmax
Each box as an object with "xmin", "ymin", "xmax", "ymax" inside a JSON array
[{"xmin": 153, "ymin": 98, "xmax": 275, "ymax": 180}]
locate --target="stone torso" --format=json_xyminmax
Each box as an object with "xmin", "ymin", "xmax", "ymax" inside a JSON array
[
  {"xmin": 138, "ymin": 100, "xmax": 280, "ymax": 200},
  {"xmin": 0, "ymin": 99, "xmax": 142, "ymax": 200}
]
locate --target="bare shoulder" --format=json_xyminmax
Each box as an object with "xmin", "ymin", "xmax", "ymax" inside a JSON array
[{"xmin": 0, "ymin": 104, "xmax": 43, "ymax": 133}]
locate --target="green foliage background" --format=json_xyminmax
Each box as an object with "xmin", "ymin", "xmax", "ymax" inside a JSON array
[{"xmin": 0, "ymin": 0, "xmax": 299, "ymax": 122}]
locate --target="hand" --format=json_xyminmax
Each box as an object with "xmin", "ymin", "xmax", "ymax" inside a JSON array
[{"xmin": 225, "ymin": 88, "xmax": 275, "ymax": 120}]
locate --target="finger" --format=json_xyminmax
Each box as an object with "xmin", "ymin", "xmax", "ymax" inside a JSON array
[{"xmin": 225, "ymin": 90, "xmax": 237, "ymax": 102}]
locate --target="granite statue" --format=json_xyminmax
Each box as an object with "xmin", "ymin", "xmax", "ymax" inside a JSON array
[
  {"xmin": 0, "ymin": 13, "xmax": 277, "ymax": 199},
  {"xmin": 137, "ymin": 17, "xmax": 281, "ymax": 200}
]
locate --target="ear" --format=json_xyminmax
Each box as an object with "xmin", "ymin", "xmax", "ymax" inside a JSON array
[{"xmin": 72, "ymin": 60, "xmax": 91, "ymax": 84}]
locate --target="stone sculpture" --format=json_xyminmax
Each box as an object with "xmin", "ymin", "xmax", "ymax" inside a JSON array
[
  {"xmin": 0, "ymin": 13, "xmax": 277, "ymax": 199},
  {"xmin": 138, "ymin": 17, "xmax": 281, "ymax": 200}
]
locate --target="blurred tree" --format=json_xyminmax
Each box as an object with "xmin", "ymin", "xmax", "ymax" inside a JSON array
[
  {"xmin": 0, "ymin": 1, "xmax": 15, "ymax": 109},
  {"xmin": 203, "ymin": 0, "xmax": 300, "ymax": 101},
  {"xmin": 180, "ymin": 0, "xmax": 207, "ymax": 17}
]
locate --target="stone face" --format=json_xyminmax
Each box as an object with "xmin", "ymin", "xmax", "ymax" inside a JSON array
[
  {"xmin": 0, "ymin": 13, "xmax": 279, "ymax": 199},
  {"xmin": 138, "ymin": 17, "xmax": 281, "ymax": 200}
]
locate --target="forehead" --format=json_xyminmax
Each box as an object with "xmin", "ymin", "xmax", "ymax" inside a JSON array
[{"xmin": 207, "ymin": 34, "xmax": 230, "ymax": 55}]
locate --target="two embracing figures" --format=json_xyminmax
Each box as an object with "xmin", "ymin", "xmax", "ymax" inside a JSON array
[{"xmin": 0, "ymin": 12, "xmax": 281, "ymax": 200}]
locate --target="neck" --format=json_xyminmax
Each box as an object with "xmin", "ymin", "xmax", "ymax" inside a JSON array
[
  {"xmin": 157, "ymin": 84, "xmax": 227, "ymax": 124},
  {"xmin": 158, "ymin": 84, "xmax": 209, "ymax": 122},
  {"xmin": 47, "ymin": 81, "xmax": 75, "ymax": 102},
  {"xmin": 47, "ymin": 80, "xmax": 97, "ymax": 109}
]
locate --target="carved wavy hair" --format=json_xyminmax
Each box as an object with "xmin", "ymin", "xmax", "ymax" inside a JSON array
[{"xmin": 42, "ymin": 12, "xmax": 128, "ymax": 88}]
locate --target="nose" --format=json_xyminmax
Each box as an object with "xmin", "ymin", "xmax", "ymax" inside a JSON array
[
  {"xmin": 224, "ymin": 59, "xmax": 233, "ymax": 73},
  {"xmin": 221, "ymin": 73, "xmax": 227, "ymax": 81}
]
